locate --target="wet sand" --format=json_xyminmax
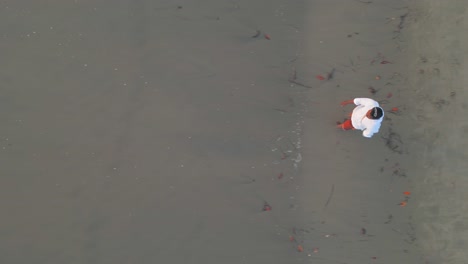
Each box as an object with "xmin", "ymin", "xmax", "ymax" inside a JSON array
[
  {"xmin": 297, "ymin": 0, "xmax": 468, "ymax": 263},
  {"xmin": 0, "ymin": 1, "xmax": 309, "ymax": 263},
  {"xmin": 404, "ymin": 1, "xmax": 468, "ymax": 263},
  {"xmin": 0, "ymin": 0, "xmax": 466, "ymax": 263},
  {"xmin": 297, "ymin": 1, "xmax": 422, "ymax": 262}
]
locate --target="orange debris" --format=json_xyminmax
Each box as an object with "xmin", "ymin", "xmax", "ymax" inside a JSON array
[{"xmin": 297, "ymin": 245, "xmax": 303, "ymax": 252}]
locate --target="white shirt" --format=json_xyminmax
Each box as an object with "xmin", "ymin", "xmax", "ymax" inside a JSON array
[{"xmin": 351, "ymin": 98, "xmax": 384, "ymax": 138}]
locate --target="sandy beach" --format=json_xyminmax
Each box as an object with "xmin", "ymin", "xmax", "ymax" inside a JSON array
[
  {"xmin": 297, "ymin": 0, "xmax": 468, "ymax": 263},
  {"xmin": 403, "ymin": 1, "xmax": 468, "ymax": 262},
  {"xmin": 0, "ymin": 0, "xmax": 466, "ymax": 263}
]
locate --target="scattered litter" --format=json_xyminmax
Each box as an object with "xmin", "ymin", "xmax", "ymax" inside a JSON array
[
  {"xmin": 368, "ymin": 86, "xmax": 377, "ymax": 94},
  {"xmin": 264, "ymin": 34, "xmax": 271, "ymax": 40},
  {"xmin": 381, "ymin": 60, "xmax": 392, "ymax": 64},
  {"xmin": 252, "ymin": 30, "xmax": 261, "ymax": 38},
  {"xmin": 398, "ymin": 201, "xmax": 407, "ymax": 207},
  {"xmin": 397, "ymin": 12, "xmax": 408, "ymax": 32},
  {"xmin": 375, "ymin": 75, "xmax": 381, "ymax": 80},
  {"xmin": 327, "ymin": 68, "xmax": 336, "ymax": 80},
  {"xmin": 252, "ymin": 30, "xmax": 262, "ymax": 38},
  {"xmin": 288, "ymin": 71, "xmax": 314, "ymax": 88},
  {"xmin": 370, "ymin": 52, "xmax": 386, "ymax": 65},
  {"xmin": 316, "ymin": 75, "xmax": 325, "ymax": 81},
  {"xmin": 297, "ymin": 245, "xmax": 304, "ymax": 252},
  {"xmin": 390, "ymin": 107, "xmax": 399, "ymax": 112},
  {"xmin": 403, "ymin": 191, "xmax": 411, "ymax": 196},
  {"xmin": 384, "ymin": 214, "xmax": 393, "ymax": 224},
  {"xmin": 323, "ymin": 184, "xmax": 335, "ymax": 209},
  {"xmin": 262, "ymin": 202, "xmax": 272, "ymax": 211}
]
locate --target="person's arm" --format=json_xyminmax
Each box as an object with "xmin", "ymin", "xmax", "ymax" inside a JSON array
[
  {"xmin": 340, "ymin": 99, "xmax": 355, "ymax": 107},
  {"xmin": 362, "ymin": 129, "xmax": 374, "ymax": 138},
  {"xmin": 354, "ymin": 98, "xmax": 377, "ymax": 107},
  {"xmin": 362, "ymin": 121, "xmax": 381, "ymax": 138}
]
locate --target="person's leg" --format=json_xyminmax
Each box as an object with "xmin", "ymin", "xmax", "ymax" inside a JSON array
[{"xmin": 339, "ymin": 119, "xmax": 354, "ymax": 130}]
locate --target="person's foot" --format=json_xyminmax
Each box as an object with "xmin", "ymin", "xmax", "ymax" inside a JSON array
[{"xmin": 336, "ymin": 122, "xmax": 344, "ymax": 130}]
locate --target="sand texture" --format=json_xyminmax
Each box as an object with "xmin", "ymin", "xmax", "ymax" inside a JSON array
[{"xmin": 0, "ymin": 0, "xmax": 466, "ymax": 263}]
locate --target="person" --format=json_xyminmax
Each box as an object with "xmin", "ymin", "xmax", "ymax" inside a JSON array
[{"xmin": 338, "ymin": 98, "xmax": 384, "ymax": 138}]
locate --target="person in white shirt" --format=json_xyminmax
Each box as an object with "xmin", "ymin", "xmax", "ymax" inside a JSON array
[{"xmin": 338, "ymin": 98, "xmax": 384, "ymax": 138}]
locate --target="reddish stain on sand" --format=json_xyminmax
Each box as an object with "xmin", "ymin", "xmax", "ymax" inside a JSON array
[{"xmin": 316, "ymin": 75, "xmax": 325, "ymax": 80}]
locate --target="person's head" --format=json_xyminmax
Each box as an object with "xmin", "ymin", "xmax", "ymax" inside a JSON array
[{"xmin": 366, "ymin": 107, "xmax": 383, "ymax": 120}]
